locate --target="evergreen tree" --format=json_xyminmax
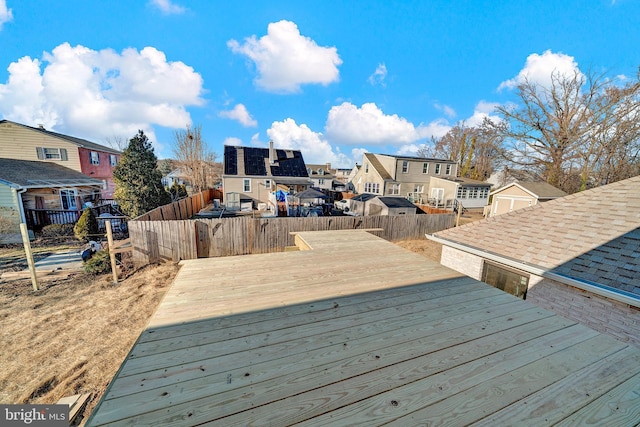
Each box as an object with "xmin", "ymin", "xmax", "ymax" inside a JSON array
[
  {"xmin": 113, "ymin": 130, "xmax": 171, "ymax": 217},
  {"xmin": 74, "ymin": 208, "xmax": 98, "ymax": 242}
]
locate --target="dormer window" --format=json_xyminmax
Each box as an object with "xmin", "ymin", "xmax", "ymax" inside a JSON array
[{"xmin": 318, "ymin": 168, "xmax": 324, "ymax": 175}]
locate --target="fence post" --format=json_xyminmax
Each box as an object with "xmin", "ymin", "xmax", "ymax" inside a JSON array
[
  {"xmin": 20, "ymin": 223, "xmax": 39, "ymax": 291},
  {"xmin": 106, "ymin": 220, "xmax": 119, "ymax": 283}
]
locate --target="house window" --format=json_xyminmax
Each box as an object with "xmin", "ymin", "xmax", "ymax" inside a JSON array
[
  {"xmin": 402, "ymin": 161, "xmax": 409, "ymax": 173},
  {"xmin": 364, "ymin": 182, "xmax": 380, "ymax": 194},
  {"xmin": 90, "ymin": 151, "xmax": 100, "ymax": 165},
  {"xmin": 422, "ymin": 163, "xmax": 429, "ymax": 174},
  {"xmin": 365, "ymin": 163, "xmax": 369, "ymax": 173},
  {"xmin": 60, "ymin": 189, "xmax": 78, "ymax": 210},
  {"xmin": 480, "ymin": 188, "xmax": 489, "ymax": 198},
  {"xmin": 445, "ymin": 164, "xmax": 452, "ymax": 175},
  {"xmin": 469, "ymin": 187, "xmax": 479, "ymax": 198},
  {"xmin": 482, "ymin": 261, "xmax": 529, "ymax": 299},
  {"xmin": 391, "ymin": 184, "xmax": 400, "ymax": 195},
  {"xmin": 414, "ymin": 185, "xmax": 424, "ymax": 193},
  {"xmin": 435, "ymin": 163, "xmax": 441, "ymax": 174},
  {"xmin": 243, "ymin": 179, "xmax": 251, "ymax": 192},
  {"xmin": 36, "ymin": 147, "xmax": 68, "ymax": 160},
  {"xmin": 456, "ymin": 187, "xmax": 468, "ymax": 199},
  {"xmin": 318, "ymin": 169, "xmax": 324, "ymax": 175},
  {"xmin": 110, "ymin": 154, "xmax": 118, "ymax": 166},
  {"xmin": 318, "ymin": 178, "xmax": 325, "ymax": 185},
  {"xmin": 264, "ymin": 179, "xmax": 271, "ymax": 188}
]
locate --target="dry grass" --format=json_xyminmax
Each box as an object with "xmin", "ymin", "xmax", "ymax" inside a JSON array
[
  {"xmin": 0, "ymin": 261, "xmax": 180, "ymax": 425},
  {"xmin": 0, "ymin": 233, "xmax": 458, "ymax": 425}
]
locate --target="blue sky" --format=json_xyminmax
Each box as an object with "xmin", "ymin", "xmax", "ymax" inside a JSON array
[{"xmin": 0, "ymin": 0, "xmax": 638, "ymax": 167}]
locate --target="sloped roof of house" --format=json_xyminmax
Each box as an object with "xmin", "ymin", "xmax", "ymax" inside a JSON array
[
  {"xmin": 432, "ymin": 175, "xmax": 640, "ymax": 296},
  {"xmin": 363, "ymin": 153, "xmax": 393, "ymax": 180},
  {"xmin": 0, "ymin": 120, "xmax": 121, "ymax": 155},
  {"xmin": 0, "ymin": 158, "xmax": 104, "ymax": 188},
  {"xmin": 490, "ymin": 181, "xmax": 567, "ymax": 199},
  {"xmin": 432, "ymin": 176, "xmax": 492, "ymax": 187},
  {"xmin": 376, "ymin": 196, "xmax": 418, "ymax": 208},
  {"xmin": 224, "ymin": 145, "xmax": 309, "ymax": 178},
  {"xmin": 351, "ymin": 193, "xmax": 378, "ymax": 202}
]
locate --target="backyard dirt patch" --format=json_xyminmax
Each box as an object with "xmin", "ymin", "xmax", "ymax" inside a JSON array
[{"xmin": 0, "ymin": 236, "xmax": 450, "ymax": 425}]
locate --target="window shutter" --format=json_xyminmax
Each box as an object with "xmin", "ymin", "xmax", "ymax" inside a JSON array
[
  {"xmin": 36, "ymin": 147, "xmax": 44, "ymax": 159},
  {"xmin": 60, "ymin": 148, "xmax": 68, "ymax": 161}
]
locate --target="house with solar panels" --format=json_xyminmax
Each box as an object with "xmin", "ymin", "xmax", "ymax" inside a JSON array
[{"xmin": 222, "ymin": 142, "xmax": 312, "ymax": 214}]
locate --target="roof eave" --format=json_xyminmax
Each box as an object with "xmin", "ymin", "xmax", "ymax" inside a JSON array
[{"xmin": 427, "ymin": 233, "xmax": 640, "ymax": 308}]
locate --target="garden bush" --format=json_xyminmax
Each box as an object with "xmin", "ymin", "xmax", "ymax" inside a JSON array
[
  {"xmin": 74, "ymin": 208, "xmax": 98, "ymax": 242},
  {"xmin": 83, "ymin": 249, "xmax": 111, "ymax": 274},
  {"xmin": 41, "ymin": 223, "xmax": 75, "ymax": 238}
]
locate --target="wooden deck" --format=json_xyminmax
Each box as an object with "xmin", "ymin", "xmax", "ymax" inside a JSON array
[{"xmin": 87, "ymin": 230, "xmax": 640, "ymax": 426}]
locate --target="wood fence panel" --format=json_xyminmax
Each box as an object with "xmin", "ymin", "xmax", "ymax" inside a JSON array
[{"xmin": 129, "ymin": 214, "xmax": 456, "ymax": 264}]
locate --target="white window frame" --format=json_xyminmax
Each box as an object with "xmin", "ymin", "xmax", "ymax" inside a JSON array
[
  {"xmin": 391, "ymin": 184, "xmax": 400, "ymax": 195},
  {"xmin": 422, "ymin": 163, "xmax": 429, "ymax": 174},
  {"xmin": 445, "ymin": 164, "xmax": 452, "ymax": 175},
  {"xmin": 402, "ymin": 160, "xmax": 409, "ymax": 173},
  {"xmin": 365, "ymin": 163, "xmax": 369, "ymax": 173},
  {"xmin": 110, "ymin": 154, "xmax": 117, "ymax": 166},
  {"xmin": 264, "ymin": 179, "xmax": 271, "ymax": 188},
  {"xmin": 90, "ymin": 151, "xmax": 100, "ymax": 165},
  {"xmin": 243, "ymin": 179, "xmax": 251, "ymax": 192},
  {"xmin": 60, "ymin": 189, "xmax": 78, "ymax": 210},
  {"xmin": 44, "ymin": 148, "xmax": 61, "ymax": 160},
  {"xmin": 435, "ymin": 163, "xmax": 441, "ymax": 175},
  {"xmin": 414, "ymin": 184, "xmax": 424, "ymax": 193}
]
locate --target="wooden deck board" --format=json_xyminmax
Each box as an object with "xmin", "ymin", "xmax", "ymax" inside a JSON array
[{"xmin": 87, "ymin": 230, "xmax": 640, "ymax": 426}]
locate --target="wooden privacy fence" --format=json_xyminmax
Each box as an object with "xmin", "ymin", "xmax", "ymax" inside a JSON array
[
  {"xmin": 129, "ymin": 214, "xmax": 455, "ymax": 264},
  {"xmin": 134, "ymin": 188, "xmax": 224, "ymax": 221}
]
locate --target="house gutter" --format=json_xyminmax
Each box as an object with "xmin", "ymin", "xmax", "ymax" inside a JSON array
[{"xmin": 427, "ymin": 234, "xmax": 640, "ymax": 309}]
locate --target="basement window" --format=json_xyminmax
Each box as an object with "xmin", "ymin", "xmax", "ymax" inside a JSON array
[{"xmin": 481, "ymin": 261, "xmax": 529, "ymax": 299}]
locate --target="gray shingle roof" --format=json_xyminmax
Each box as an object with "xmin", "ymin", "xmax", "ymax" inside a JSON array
[
  {"xmin": 434, "ymin": 175, "xmax": 640, "ymax": 295},
  {"xmin": 0, "ymin": 158, "xmax": 103, "ymax": 188},
  {"xmin": 493, "ymin": 181, "xmax": 567, "ymax": 199},
  {"xmin": 377, "ymin": 196, "xmax": 418, "ymax": 208}
]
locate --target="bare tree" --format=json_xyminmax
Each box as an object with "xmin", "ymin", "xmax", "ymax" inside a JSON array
[
  {"xmin": 103, "ymin": 135, "xmax": 128, "ymax": 151},
  {"xmin": 173, "ymin": 124, "xmax": 219, "ymax": 194},
  {"xmin": 493, "ymin": 69, "xmax": 640, "ymax": 193},
  {"xmin": 427, "ymin": 121, "xmax": 504, "ymax": 181}
]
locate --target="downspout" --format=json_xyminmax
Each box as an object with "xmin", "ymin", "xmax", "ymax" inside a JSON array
[{"xmin": 427, "ymin": 233, "xmax": 640, "ymax": 309}]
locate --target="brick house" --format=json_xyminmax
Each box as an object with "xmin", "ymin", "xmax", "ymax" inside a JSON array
[{"xmin": 428, "ymin": 175, "xmax": 640, "ymax": 346}]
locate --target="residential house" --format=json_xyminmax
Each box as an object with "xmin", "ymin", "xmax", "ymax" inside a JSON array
[
  {"xmin": 0, "ymin": 158, "xmax": 103, "ymax": 243},
  {"xmin": 489, "ymin": 181, "xmax": 567, "ymax": 217},
  {"xmin": 352, "ymin": 153, "xmax": 458, "ymax": 202},
  {"xmin": 332, "ymin": 166, "xmax": 354, "ymax": 185},
  {"xmin": 429, "ymin": 175, "xmax": 640, "ymax": 346},
  {"xmin": 428, "ymin": 176, "xmax": 492, "ymax": 209},
  {"xmin": 486, "ymin": 167, "xmax": 542, "ymax": 188},
  {"xmin": 306, "ymin": 163, "xmax": 334, "ymax": 190},
  {"xmin": 222, "ymin": 143, "xmax": 311, "ymax": 210},
  {"xmin": 0, "ymin": 120, "xmax": 121, "ymax": 199}
]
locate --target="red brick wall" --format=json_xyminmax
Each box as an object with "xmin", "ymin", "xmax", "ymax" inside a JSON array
[{"xmin": 78, "ymin": 147, "xmax": 119, "ymax": 198}]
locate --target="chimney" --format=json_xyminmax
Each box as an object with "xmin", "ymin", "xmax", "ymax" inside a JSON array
[
  {"xmin": 269, "ymin": 140, "xmax": 275, "ymax": 165},
  {"xmin": 38, "ymin": 124, "xmax": 44, "ymax": 129}
]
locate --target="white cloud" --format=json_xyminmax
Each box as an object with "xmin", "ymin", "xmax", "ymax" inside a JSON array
[
  {"xmin": 0, "ymin": 0, "xmax": 12, "ymax": 29},
  {"xmin": 0, "ymin": 42, "xmax": 204, "ymax": 152},
  {"xmin": 434, "ymin": 103, "xmax": 456, "ymax": 118},
  {"xmin": 463, "ymin": 101, "xmax": 502, "ymax": 127},
  {"xmin": 325, "ymin": 102, "xmax": 450, "ymax": 145},
  {"xmin": 267, "ymin": 118, "xmax": 352, "ymax": 167},
  {"xmin": 351, "ymin": 148, "xmax": 368, "ymax": 164},
  {"xmin": 149, "ymin": 0, "xmax": 185, "ymax": 15},
  {"xmin": 368, "ymin": 63, "xmax": 387, "ymax": 86},
  {"xmin": 228, "ymin": 20, "xmax": 342, "ymax": 93},
  {"xmin": 218, "ymin": 103, "xmax": 257, "ymax": 127},
  {"xmin": 498, "ymin": 50, "xmax": 583, "ymax": 90},
  {"xmin": 223, "ymin": 137, "xmax": 243, "ymax": 146}
]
